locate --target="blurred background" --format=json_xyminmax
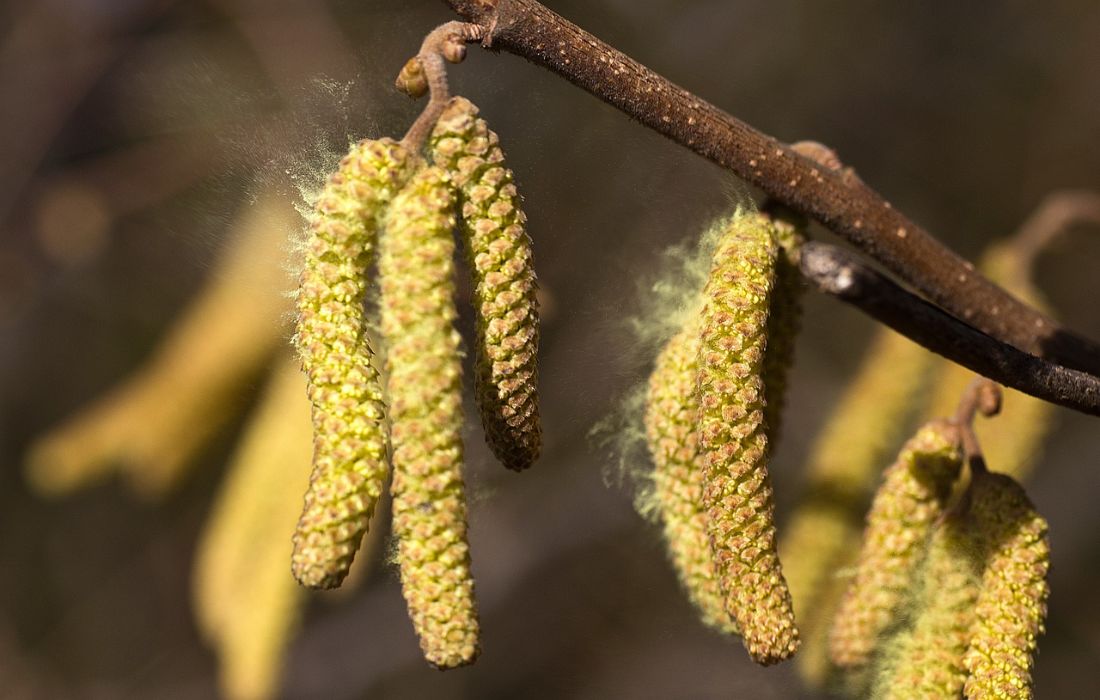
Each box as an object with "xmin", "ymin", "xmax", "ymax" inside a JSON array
[{"xmin": 2, "ymin": 0, "xmax": 1100, "ymax": 697}]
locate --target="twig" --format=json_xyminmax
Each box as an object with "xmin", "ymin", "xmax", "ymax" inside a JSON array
[
  {"xmin": 799, "ymin": 242, "xmax": 1100, "ymax": 417},
  {"xmin": 438, "ymin": 0, "xmax": 1100, "ymax": 378},
  {"xmin": 400, "ymin": 21, "xmax": 485, "ymax": 149}
]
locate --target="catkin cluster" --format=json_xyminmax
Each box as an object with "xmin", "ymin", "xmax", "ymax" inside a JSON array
[
  {"xmin": 289, "ymin": 98, "xmax": 541, "ymax": 668},
  {"xmin": 643, "ymin": 209, "xmax": 804, "ymax": 665}
]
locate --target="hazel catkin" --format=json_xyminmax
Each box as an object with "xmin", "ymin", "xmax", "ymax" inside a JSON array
[
  {"xmin": 963, "ymin": 472, "xmax": 1050, "ymax": 700},
  {"xmin": 696, "ymin": 210, "xmax": 798, "ymax": 665},
  {"xmin": 828, "ymin": 420, "xmax": 963, "ymax": 669},
  {"xmin": 870, "ymin": 519, "xmax": 982, "ymax": 700},
  {"xmin": 644, "ymin": 323, "xmax": 738, "ymax": 636},
  {"xmin": 291, "ymin": 138, "xmax": 412, "ymax": 589},
  {"xmin": 429, "ymin": 96, "xmax": 541, "ymax": 472},
  {"xmin": 760, "ymin": 213, "xmax": 805, "ymax": 447},
  {"xmin": 381, "ymin": 165, "xmax": 480, "ymax": 669}
]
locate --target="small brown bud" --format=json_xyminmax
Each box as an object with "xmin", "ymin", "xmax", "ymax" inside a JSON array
[{"xmin": 395, "ymin": 57, "xmax": 428, "ymax": 98}]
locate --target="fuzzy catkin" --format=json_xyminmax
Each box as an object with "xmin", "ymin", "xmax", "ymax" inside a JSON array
[
  {"xmin": 291, "ymin": 138, "xmax": 412, "ymax": 589},
  {"xmin": 779, "ymin": 328, "xmax": 936, "ymax": 688},
  {"xmin": 828, "ymin": 420, "xmax": 963, "ymax": 669},
  {"xmin": 429, "ymin": 96, "xmax": 541, "ymax": 472},
  {"xmin": 645, "ymin": 324, "xmax": 738, "ymax": 636},
  {"xmin": 963, "ymin": 473, "xmax": 1050, "ymax": 700},
  {"xmin": 696, "ymin": 211, "xmax": 798, "ymax": 665},
  {"xmin": 871, "ymin": 521, "xmax": 982, "ymax": 700},
  {"xmin": 381, "ymin": 166, "xmax": 480, "ymax": 669},
  {"xmin": 761, "ymin": 215, "xmax": 805, "ymax": 446}
]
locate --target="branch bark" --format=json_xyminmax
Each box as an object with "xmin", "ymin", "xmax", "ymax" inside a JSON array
[
  {"xmin": 440, "ymin": 0, "xmax": 1100, "ymax": 378},
  {"xmin": 800, "ymin": 243, "xmax": 1100, "ymax": 417}
]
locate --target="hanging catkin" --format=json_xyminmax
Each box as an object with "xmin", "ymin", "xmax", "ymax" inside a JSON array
[
  {"xmin": 828, "ymin": 420, "xmax": 963, "ymax": 669},
  {"xmin": 779, "ymin": 328, "xmax": 936, "ymax": 687},
  {"xmin": 429, "ymin": 96, "xmax": 541, "ymax": 471},
  {"xmin": 291, "ymin": 138, "xmax": 412, "ymax": 589},
  {"xmin": 870, "ymin": 519, "xmax": 982, "ymax": 699},
  {"xmin": 963, "ymin": 472, "xmax": 1050, "ymax": 699},
  {"xmin": 381, "ymin": 165, "xmax": 480, "ymax": 669},
  {"xmin": 696, "ymin": 210, "xmax": 798, "ymax": 665},
  {"xmin": 760, "ymin": 214, "xmax": 805, "ymax": 446},
  {"xmin": 645, "ymin": 322, "xmax": 738, "ymax": 635}
]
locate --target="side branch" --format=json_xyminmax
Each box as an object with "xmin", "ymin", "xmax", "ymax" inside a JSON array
[
  {"xmin": 800, "ymin": 243, "xmax": 1100, "ymax": 417},
  {"xmin": 441, "ymin": 0, "xmax": 1100, "ymax": 377}
]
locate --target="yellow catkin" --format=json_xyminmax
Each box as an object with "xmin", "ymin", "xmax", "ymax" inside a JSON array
[
  {"xmin": 25, "ymin": 190, "xmax": 296, "ymax": 499},
  {"xmin": 761, "ymin": 215, "xmax": 805, "ymax": 446},
  {"xmin": 193, "ymin": 357, "xmax": 311, "ymax": 700},
  {"xmin": 871, "ymin": 520, "xmax": 982, "ymax": 700},
  {"xmin": 291, "ymin": 138, "xmax": 412, "ymax": 589},
  {"xmin": 923, "ymin": 243, "xmax": 1056, "ymax": 481},
  {"xmin": 382, "ymin": 166, "xmax": 480, "ymax": 669},
  {"xmin": 828, "ymin": 420, "xmax": 963, "ymax": 669},
  {"xmin": 429, "ymin": 96, "xmax": 541, "ymax": 472},
  {"xmin": 963, "ymin": 472, "xmax": 1050, "ymax": 700},
  {"xmin": 696, "ymin": 210, "xmax": 798, "ymax": 665},
  {"xmin": 644, "ymin": 324, "xmax": 738, "ymax": 635},
  {"xmin": 780, "ymin": 328, "xmax": 937, "ymax": 688}
]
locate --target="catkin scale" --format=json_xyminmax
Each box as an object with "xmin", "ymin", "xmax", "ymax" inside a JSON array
[
  {"xmin": 291, "ymin": 138, "xmax": 412, "ymax": 589},
  {"xmin": 963, "ymin": 473, "xmax": 1050, "ymax": 699},
  {"xmin": 429, "ymin": 97, "xmax": 541, "ymax": 472},
  {"xmin": 870, "ymin": 521, "xmax": 982, "ymax": 700},
  {"xmin": 828, "ymin": 420, "xmax": 963, "ymax": 669},
  {"xmin": 696, "ymin": 211, "xmax": 798, "ymax": 665},
  {"xmin": 644, "ymin": 324, "xmax": 738, "ymax": 635},
  {"xmin": 382, "ymin": 166, "xmax": 480, "ymax": 669}
]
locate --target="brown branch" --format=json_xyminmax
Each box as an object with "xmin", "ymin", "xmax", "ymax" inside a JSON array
[
  {"xmin": 799, "ymin": 243, "xmax": 1100, "ymax": 417},
  {"xmin": 439, "ymin": 0, "xmax": 1100, "ymax": 378}
]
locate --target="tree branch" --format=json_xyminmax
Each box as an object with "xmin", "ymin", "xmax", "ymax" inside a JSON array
[
  {"xmin": 439, "ymin": 0, "xmax": 1100, "ymax": 378},
  {"xmin": 800, "ymin": 242, "xmax": 1100, "ymax": 417}
]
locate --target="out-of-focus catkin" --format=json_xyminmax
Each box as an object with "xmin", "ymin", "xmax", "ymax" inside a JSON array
[
  {"xmin": 291, "ymin": 138, "xmax": 412, "ymax": 589},
  {"xmin": 780, "ymin": 328, "xmax": 936, "ymax": 687},
  {"xmin": 381, "ymin": 166, "xmax": 480, "ymax": 669},
  {"xmin": 696, "ymin": 210, "xmax": 798, "ymax": 664},
  {"xmin": 644, "ymin": 323, "xmax": 737, "ymax": 635},
  {"xmin": 963, "ymin": 472, "xmax": 1050, "ymax": 700},
  {"xmin": 828, "ymin": 420, "xmax": 963, "ymax": 669},
  {"xmin": 193, "ymin": 356, "xmax": 311, "ymax": 700},
  {"xmin": 924, "ymin": 242, "xmax": 1056, "ymax": 482},
  {"xmin": 25, "ymin": 190, "xmax": 295, "ymax": 499},
  {"xmin": 761, "ymin": 214, "xmax": 805, "ymax": 446},
  {"xmin": 429, "ymin": 96, "xmax": 541, "ymax": 472},
  {"xmin": 871, "ymin": 520, "xmax": 982, "ymax": 700}
]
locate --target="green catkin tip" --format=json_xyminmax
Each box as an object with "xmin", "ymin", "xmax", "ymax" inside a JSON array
[
  {"xmin": 828, "ymin": 420, "xmax": 963, "ymax": 669},
  {"xmin": 871, "ymin": 519, "xmax": 982, "ymax": 700},
  {"xmin": 429, "ymin": 96, "xmax": 541, "ymax": 472},
  {"xmin": 382, "ymin": 165, "xmax": 480, "ymax": 669},
  {"xmin": 644, "ymin": 325, "xmax": 738, "ymax": 636},
  {"xmin": 696, "ymin": 210, "xmax": 799, "ymax": 665},
  {"xmin": 291, "ymin": 137, "xmax": 412, "ymax": 590},
  {"xmin": 761, "ymin": 215, "xmax": 806, "ymax": 447},
  {"xmin": 963, "ymin": 472, "xmax": 1050, "ymax": 700}
]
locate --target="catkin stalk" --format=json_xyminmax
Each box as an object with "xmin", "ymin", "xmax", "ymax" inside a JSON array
[
  {"xmin": 696, "ymin": 210, "xmax": 798, "ymax": 665},
  {"xmin": 429, "ymin": 97, "xmax": 541, "ymax": 472},
  {"xmin": 963, "ymin": 472, "xmax": 1050, "ymax": 700},
  {"xmin": 828, "ymin": 420, "xmax": 963, "ymax": 669},
  {"xmin": 645, "ymin": 324, "xmax": 738, "ymax": 635},
  {"xmin": 291, "ymin": 138, "xmax": 412, "ymax": 589},
  {"xmin": 382, "ymin": 166, "xmax": 480, "ymax": 669}
]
